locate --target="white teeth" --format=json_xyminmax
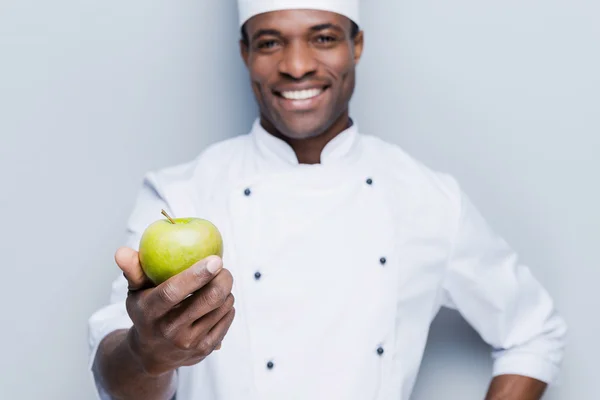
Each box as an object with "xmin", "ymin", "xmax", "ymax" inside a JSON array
[{"xmin": 281, "ymin": 88, "xmax": 323, "ymax": 100}]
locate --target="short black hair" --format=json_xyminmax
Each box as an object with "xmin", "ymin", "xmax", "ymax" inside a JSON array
[{"xmin": 240, "ymin": 20, "xmax": 360, "ymax": 46}]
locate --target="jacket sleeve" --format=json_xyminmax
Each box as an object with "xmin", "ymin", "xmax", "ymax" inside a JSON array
[
  {"xmin": 87, "ymin": 173, "xmax": 173, "ymax": 399},
  {"xmin": 441, "ymin": 187, "xmax": 567, "ymax": 384}
]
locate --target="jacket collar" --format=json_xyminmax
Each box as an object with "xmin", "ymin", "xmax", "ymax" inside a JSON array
[{"xmin": 251, "ymin": 118, "xmax": 360, "ymax": 167}]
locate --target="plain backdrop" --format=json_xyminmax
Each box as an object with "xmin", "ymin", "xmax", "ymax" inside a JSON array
[{"xmin": 1, "ymin": 1, "xmax": 598, "ymax": 399}]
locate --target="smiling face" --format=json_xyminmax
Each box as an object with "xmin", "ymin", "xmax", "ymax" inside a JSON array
[{"xmin": 240, "ymin": 9, "xmax": 363, "ymax": 140}]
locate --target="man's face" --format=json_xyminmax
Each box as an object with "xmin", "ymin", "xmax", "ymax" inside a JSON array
[{"xmin": 240, "ymin": 9, "xmax": 364, "ymax": 140}]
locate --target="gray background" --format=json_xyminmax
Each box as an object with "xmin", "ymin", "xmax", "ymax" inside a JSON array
[{"xmin": 0, "ymin": 1, "xmax": 597, "ymax": 399}]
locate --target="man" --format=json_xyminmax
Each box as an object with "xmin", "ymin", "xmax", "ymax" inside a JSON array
[{"xmin": 88, "ymin": 1, "xmax": 567, "ymax": 399}]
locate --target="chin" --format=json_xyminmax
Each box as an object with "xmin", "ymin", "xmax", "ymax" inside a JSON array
[{"xmin": 275, "ymin": 114, "xmax": 332, "ymax": 140}]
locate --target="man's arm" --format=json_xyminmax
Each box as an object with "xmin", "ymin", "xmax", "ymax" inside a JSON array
[
  {"xmin": 485, "ymin": 375, "xmax": 547, "ymax": 400},
  {"xmin": 440, "ymin": 178, "xmax": 567, "ymax": 398},
  {"xmin": 88, "ymin": 174, "xmax": 232, "ymax": 399},
  {"xmin": 92, "ymin": 329, "xmax": 177, "ymax": 400},
  {"xmin": 89, "ymin": 247, "xmax": 234, "ymax": 400}
]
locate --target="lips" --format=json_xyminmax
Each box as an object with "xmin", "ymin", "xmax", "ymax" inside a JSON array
[
  {"xmin": 273, "ymin": 85, "xmax": 330, "ymax": 112},
  {"xmin": 280, "ymin": 88, "xmax": 324, "ymax": 100}
]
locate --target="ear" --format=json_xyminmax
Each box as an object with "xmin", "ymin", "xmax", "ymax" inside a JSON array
[
  {"xmin": 353, "ymin": 30, "xmax": 364, "ymax": 65},
  {"xmin": 240, "ymin": 39, "xmax": 250, "ymax": 67}
]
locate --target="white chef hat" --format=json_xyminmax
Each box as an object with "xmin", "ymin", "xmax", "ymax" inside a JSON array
[{"xmin": 237, "ymin": 0, "xmax": 360, "ymax": 28}]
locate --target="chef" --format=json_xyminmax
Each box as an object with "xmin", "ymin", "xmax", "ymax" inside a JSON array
[{"xmin": 88, "ymin": 1, "xmax": 567, "ymax": 399}]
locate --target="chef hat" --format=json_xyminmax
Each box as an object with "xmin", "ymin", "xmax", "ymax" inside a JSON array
[{"xmin": 237, "ymin": 0, "xmax": 360, "ymax": 28}]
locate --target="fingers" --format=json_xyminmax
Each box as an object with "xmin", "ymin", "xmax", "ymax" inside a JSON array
[
  {"xmin": 179, "ymin": 308, "xmax": 235, "ymax": 364},
  {"xmin": 167, "ymin": 293, "xmax": 234, "ymax": 352},
  {"xmin": 162, "ymin": 271, "xmax": 234, "ymax": 328},
  {"xmin": 115, "ymin": 247, "xmax": 153, "ymax": 291},
  {"xmin": 145, "ymin": 255, "xmax": 225, "ymax": 316},
  {"xmin": 193, "ymin": 293, "xmax": 235, "ymax": 332},
  {"xmin": 203, "ymin": 308, "xmax": 235, "ymax": 351},
  {"xmin": 192, "ymin": 293, "xmax": 234, "ymax": 350}
]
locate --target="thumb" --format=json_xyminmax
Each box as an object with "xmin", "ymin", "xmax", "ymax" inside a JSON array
[{"xmin": 115, "ymin": 246, "xmax": 153, "ymax": 291}]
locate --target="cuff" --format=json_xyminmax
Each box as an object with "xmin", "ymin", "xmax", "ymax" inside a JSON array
[
  {"xmin": 87, "ymin": 302, "xmax": 134, "ymax": 400},
  {"xmin": 87, "ymin": 302, "xmax": 133, "ymax": 369},
  {"xmin": 492, "ymin": 352, "xmax": 561, "ymax": 385}
]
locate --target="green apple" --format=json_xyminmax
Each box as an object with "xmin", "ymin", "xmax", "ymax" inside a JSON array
[{"xmin": 138, "ymin": 210, "xmax": 224, "ymax": 285}]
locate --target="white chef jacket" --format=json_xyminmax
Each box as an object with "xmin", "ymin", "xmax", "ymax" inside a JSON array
[{"xmin": 88, "ymin": 118, "xmax": 567, "ymax": 400}]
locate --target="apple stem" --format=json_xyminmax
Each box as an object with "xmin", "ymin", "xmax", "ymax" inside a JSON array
[{"xmin": 161, "ymin": 209, "xmax": 176, "ymax": 224}]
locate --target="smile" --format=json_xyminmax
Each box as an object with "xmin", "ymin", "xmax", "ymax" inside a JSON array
[
  {"xmin": 280, "ymin": 88, "xmax": 324, "ymax": 100},
  {"xmin": 273, "ymin": 86, "xmax": 330, "ymax": 111}
]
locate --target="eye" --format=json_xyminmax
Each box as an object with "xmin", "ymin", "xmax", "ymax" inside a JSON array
[
  {"xmin": 257, "ymin": 40, "xmax": 279, "ymax": 49},
  {"xmin": 315, "ymin": 35, "xmax": 337, "ymax": 44}
]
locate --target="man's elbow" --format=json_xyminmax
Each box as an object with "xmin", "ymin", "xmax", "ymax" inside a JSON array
[{"xmin": 491, "ymin": 313, "xmax": 568, "ymax": 385}]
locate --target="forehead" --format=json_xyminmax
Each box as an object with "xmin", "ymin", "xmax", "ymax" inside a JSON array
[{"xmin": 244, "ymin": 9, "xmax": 350, "ymax": 35}]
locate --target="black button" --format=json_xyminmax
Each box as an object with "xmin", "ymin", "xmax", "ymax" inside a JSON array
[
  {"xmin": 266, "ymin": 361, "xmax": 274, "ymax": 369},
  {"xmin": 377, "ymin": 347, "xmax": 384, "ymax": 355},
  {"xmin": 244, "ymin": 188, "xmax": 251, "ymax": 196},
  {"xmin": 366, "ymin": 178, "xmax": 373, "ymax": 185},
  {"xmin": 254, "ymin": 271, "xmax": 262, "ymax": 280},
  {"xmin": 380, "ymin": 257, "xmax": 387, "ymax": 265}
]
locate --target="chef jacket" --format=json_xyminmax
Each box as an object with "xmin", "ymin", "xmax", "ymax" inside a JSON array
[{"xmin": 88, "ymin": 118, "xmax": 567, "ymax": 400}]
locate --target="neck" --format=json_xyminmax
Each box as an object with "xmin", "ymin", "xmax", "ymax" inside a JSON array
[{"xmin": 260, "ymin": 111, "xmax": 352, "ymax": 164}]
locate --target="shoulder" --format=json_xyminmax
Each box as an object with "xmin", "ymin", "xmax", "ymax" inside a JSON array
[
  {"xmin": 360, "ymin": 133, "xmax": 462, "ymax": 206},
  {"xmin": 359, "ymin": 133, "xmax": 465, "ymax": 241},
  {"xmin": 144, "ymin": 134, "xmax": 251, "ymax": 193},
  {"xmin": 124, "ymin": 135, "xmax": 251, "ymax": 239}
]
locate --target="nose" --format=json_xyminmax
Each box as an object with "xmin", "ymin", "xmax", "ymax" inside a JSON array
[{"xmin": 278, "ymin": 40, "xmax": 318, "ymax": 80}]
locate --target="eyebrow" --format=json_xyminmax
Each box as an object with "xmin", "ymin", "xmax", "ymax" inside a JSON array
[
  {"xmin": 251, "ymin": 29, "xmax": 281, "ymax": 42},
  {"xmin": 309, "ymin": 23, "xmax": 343, "ymax": 33},
  {"xmin": 251, "ymin": 23, "xmax": 344, "ymax": 42}
]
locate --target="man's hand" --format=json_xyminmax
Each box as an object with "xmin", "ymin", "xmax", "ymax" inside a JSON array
[{"xmin": 115, "ymin": 247, "xmax": 236, "ymax": 377}]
